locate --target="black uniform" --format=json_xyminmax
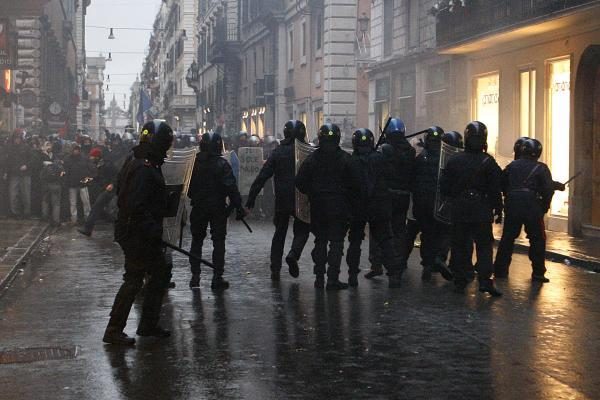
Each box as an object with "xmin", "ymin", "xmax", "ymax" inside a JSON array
[
  {"xmin": 378, "ymin": 139, "xmax": 415, "ymax": 270},
  {"xmin": 187, "ymin": 151, "xmax": 243, "ymax": 283},
  {"xmin": 107, "ymin": 144, "xmax": 171, "ymax": 339},
  {"xmin": 246, "ymin": 137, "xmax": 310, "ymax": 277},
  {"xmin": 296, "ymin": 130, "xmax": 354, "ymax": 288},
  {"xmin": 494, "ymin": 158, "xmax": 554, "ymax": 277},
  {"xmin": 440, "ymin": 150, "xmax": 502, "ymax": 290},
  {"xmin": 80, "ymin": 157, "xmax": 119, "ymax": 235},
  {"xmin": 346, "ymin": 146, "xmax": 402, "ymax": 286}
]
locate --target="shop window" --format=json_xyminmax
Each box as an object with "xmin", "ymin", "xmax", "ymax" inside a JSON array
[
  {"xmin": 519, "ymin": 69, "xmax": 536, "ymax": 138},
  {"xmin": 393, "ymin": 71, "xmax": 415, "ymax": 132},
  {"xmin": 299, "ymin": 112, "xmax": 307, "ymax": 128},
  {"xmin": 314, "ymin": 110, "xmax": 324, "ymax": 140},
  {"xmin": 547, "ymin": 58, "xmax": 571, "ymax": 217},
  {"xmin": 474, "ymin": 73, "xmax": 500, "ymax": 157},
  {"xmin": 375, "ymin": 101, "xmax": 390, "ymax": 132}
]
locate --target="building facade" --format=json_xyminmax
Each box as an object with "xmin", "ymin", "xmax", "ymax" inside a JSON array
[
  {"xmin": 85, "ymin": 55, "xmax": 105, "ymax": 140},
  {"xmin": 0, "ymin": 0, "xmax": 87, "ymax": 137},
  {"xmin": 369, "ymin": 0, "xmax": 600, "ymax": 236}
]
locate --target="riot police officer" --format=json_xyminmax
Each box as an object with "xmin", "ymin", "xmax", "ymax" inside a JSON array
[
  {"xmin": 494, "ymin": 138, "xmax": 555, "ymax": 282},
  {"xmin": 296, "ymin": 123, "xmax": 355, "ymax": 290},
  {"xmin": 364, "ymin": 118, "xmax": 415, "ymax": 281},
  {"xmin": 246, "ymin": 121, "xmax": 311, "ymax": 281},
  {"xmin": 346, "ymin": 128, "xmax": 403, "ymax": 288},
  {"xmin": 187, "ymin": 132, "xmax": 246, "ymax": 290},
  {"xmin": 440, "ymin": 121, "xmax": 503, "ymax": 296},
  {"xmin": 411, "ymin": 126, "xmax": 453, "ymax": 281},
  {"xmin": 103, "ymin": 119, "xmax": 174, "ymax": 345}
]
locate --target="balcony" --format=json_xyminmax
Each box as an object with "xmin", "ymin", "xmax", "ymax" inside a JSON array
[
  {"xmin": 436, "ymin": 0, "xmax": 599, "ymax": 49},
  {"xmin": 208, "ymin": 23, "xmax": 240, "ymax": 64},
  {"xmin": 168, "ymin": 95, "xmax": 196, "ymax": 110}
]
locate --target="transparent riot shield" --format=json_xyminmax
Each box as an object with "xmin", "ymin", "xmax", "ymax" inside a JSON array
[
  {"xmin": 237, "ymin": 147, "xmax": 264, "ymax": 196},
  {"xmin": 434, "ymin": 141, "xmax": 464, "ymax": 224},
  {"xmin": 161, "ymin": 147, "xmax": 197, "ymax": 247},
  {"xmin": 295, "ymin": 140, "xmax": 317, "ymax": 224}
]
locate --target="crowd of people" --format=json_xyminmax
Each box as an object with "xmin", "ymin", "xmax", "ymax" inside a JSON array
[{"xmin": 0, "ymin": 130, "xmax": 132, "ymax": 228}]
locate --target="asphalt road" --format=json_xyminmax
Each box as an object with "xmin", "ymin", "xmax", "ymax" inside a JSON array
[{"xmin": 0, "ymin": 220, "xmax": 598, "ymax": 399}]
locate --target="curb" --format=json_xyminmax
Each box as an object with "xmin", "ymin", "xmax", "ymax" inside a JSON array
[
  {"xmin": 0, "ymin": 222, "xmax": 50, "ymax": 295},
  {"xmin": 502, "ymin": 241, "xmax": 600, "ymax": 272}
]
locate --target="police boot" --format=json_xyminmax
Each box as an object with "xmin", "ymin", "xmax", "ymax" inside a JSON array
[
  {"xmin": 531, "ymin": 274, "xmax": 550, "ymax": 283},
  {"xmin": 348, "ymin": 272, "xmax": 359, "ymax": 288},
  {"xmin": 285, "ymin": 253, "xmax": 300, "ymax": 278},
  {"xmin": 211, "ymin": 276, "xmax": 230, "ymax": 291},
  {"xmin": 388, "ymin": 272, "xmax": 402, "ymax": 288},
  {"xmin": 364, "ymin": 264, "xmax": 383, "ymax": 279},
  {"xmin": 270, "ymin": 266, "xmax": 281, "ymax": 282},
  {"xmin": 434, "ymin": 257, "xmax": 454, "ymax": 281},
  {"xmin": 189, "ymin": 273, "xmax": 200, "ymax": 289},
  {"xmin": 314, "ymin": 274, "xmax": 325, "ymax": 289},
  {"xmin": 326, "ymin": 278, "xmax": 349, "ymax": 291},
  {"xmin": 421, "ymin": 265, "xmax": 432, "ymax": 281},
  {"xmin": 103, "ymin": 326, "xmax": 135, "ymax": 346},
  {"xmin": 479, "ymin": 280, "xmax": 503, "ymax": 297}
]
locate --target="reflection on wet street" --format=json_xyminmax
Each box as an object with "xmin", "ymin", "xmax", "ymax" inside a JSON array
[{"xmin": 0, "ymin": 221, "xmax": 598, "ymax": 399}]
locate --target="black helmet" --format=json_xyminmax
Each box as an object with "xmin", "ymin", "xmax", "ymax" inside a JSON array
[
  {"xmin": 464, "ymin": 121, "xmax": 488, "ymax": 152},
  {"xmin": 140, "ymin": 119, "xmax": 174, "ymax": 157},
  {"xmin": 384, "ymin": 118, "xmax": 406, "ymax": 137},
  {"xmin": 521, "ymin": 138, "xmax": 542, "ymax": 160},
  {"xmin": 352, "ymin": 128, "xmax": 375, "ymax": 150},
  {"xmin": 200, "ymin": 131, "xmax": 223, "ymax": 155},
  {"xmin": 283, "ymin": 120, "xmax": 307, "ymax": 142},
  {"xmin": 425, "ymin": 126, "xmax": 444, "ymax": 149},
  {"xmin": 441, "ymin": 131, "xmax": 464, "ymax": 148},
  {"xmin": 318, "ymin": 123, "xmax": 341, "ymax": 145},
  {"xmin": 513, "ymin": 136, "xmax": 529, "ymax": 160}
]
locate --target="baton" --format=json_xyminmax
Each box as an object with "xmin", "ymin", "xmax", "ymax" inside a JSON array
[
  {"xmin": 240, "ymin": 217, "xmax": 253, "ymax": 233},
  {"xmin": 162, "ymin": 241, "xmax": 215, "ymax": 269},
  {"xmin": 225, "ymin": 204, "xmax": 253, "ymax": 233},
  {"xmin": 564, "ymin": 171, "xmax": 583, "ymax": 186},
  {"xmin": 375, "ymin": 116, "xmax": 392, "ymax": 149},
  {"xmin": 405, "ymin": 129, "xmax": 430, "ymax": 140}
]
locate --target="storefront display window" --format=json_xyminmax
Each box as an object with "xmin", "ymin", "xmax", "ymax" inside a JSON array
[
  {"xmin": 548, "ymin": 58, "xmax": 571, "ymax": 217},
  {"xmin": 474, "ymin": 73, "xmax": 500, "ymax": 157},
  {"xmin": 520, "ymin": 69, "xmax": 536, "ymax": 138}
]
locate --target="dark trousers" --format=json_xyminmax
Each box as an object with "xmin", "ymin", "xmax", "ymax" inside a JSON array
[
  {"xmin": 370, "ymin": 194, "xmax": 410, "ymax": 270},
  {"xmin": 107, "ymin": 240, "xmax": 171, "ymax": 331},
  {"xmin": 451, "ymin": 222, "xmax": 494, "ymax": 285},
  {"xmin": 405, "ymin": 218, "xmax": 421, "ymax": 261},
  {"xmin": 311, "ymin": 218, "xmax": 348, "ymax": 280},
  {"xmin": 347, "ymin": 217, "xmax": 401, "ymax": 276},
  {"xmin": 494, "ymin": 213, "xmax": 546, "ymax": 276},
  {"xmin": 270, "ymin": 211, "xmax": 310, "ymax": 271},
  {"xmin": 413, "ymin": 201, "xmax": 449, "ymax": 267},
  {"xmin": 83, "ymin": 190, "xmax": 115, "ymax": 233},
  {"xmin": 189, "ymin": 207, "xmax": 227, "ymax": 276}
]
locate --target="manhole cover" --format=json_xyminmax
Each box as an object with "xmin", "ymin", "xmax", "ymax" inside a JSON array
[{"xmin": 0, "ymin": 346, "xmax": 78, "ymax": 365}]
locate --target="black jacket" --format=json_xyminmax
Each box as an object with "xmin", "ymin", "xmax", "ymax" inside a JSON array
[
  {"xmin": 411, "ymin": 146, "xmax": 440, "ymax": 205},
  {"xmin": 440, "ymin": 151, "xmax": 502, "ymax": 223},
  {"xmin": 296, "ymin": 145, "xmax": 354, "ymax": 221},
  {"xmin": 188, "ymin": 152, "xmax": 242, "ymax": 213},
  {"xmin": 114, "ymin": 145, "xmax": 168, "ymax": 244},
  {"xmin": 348, "ymin": 148, "xmax": 391, "ymax": 221},
  {"xmin": 501, "ymin": 158, "xmax": 554, "ymax": 216},
  {"xmin": 246, "ymin": 138, "xmax": 295, "ymax": 214},
  {"xmin": 94, "ymin": 159, "xmax": 119, "ymax": 190},
  {"xmin": 380, "ymin": 138, "xmax": 416, "ymax": 193},
  {"xmin": 64, "ymin": 154, "xmax": 95, "ymax": 188},
  {"xmin": 6, "ymin": 142, "xmax": 32, "ymax": 177}
]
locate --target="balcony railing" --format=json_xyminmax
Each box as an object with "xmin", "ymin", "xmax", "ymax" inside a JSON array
[
  {"xmin": 436, "ymin": 0, "xmax": 598, "ymax": 48},
  {"xmin": 208, "ymin": 22, "xmax": 240, "ymax": 63}
]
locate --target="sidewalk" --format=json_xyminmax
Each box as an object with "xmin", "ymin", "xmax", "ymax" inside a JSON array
[
  {"xmin": 0, "ymin": 218, "xmax": 49, "ymax": 293},
  {"xmin": 493, "ymin": 224, "xmax": 600, "ymax": 271}
]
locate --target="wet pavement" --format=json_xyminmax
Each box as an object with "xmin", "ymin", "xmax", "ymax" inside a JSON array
[{"xmin": 0, "ymin": 220, "xmax": 599, "ymax": 399}]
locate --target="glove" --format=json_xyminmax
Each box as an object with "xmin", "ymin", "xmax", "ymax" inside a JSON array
[
  {"xmin": 236, "ymin": 207, "xmax": 247, "ymax": 221},
  {"xmin": 554, "ymin": 182, "xmax": 566, "ymax": 191}
]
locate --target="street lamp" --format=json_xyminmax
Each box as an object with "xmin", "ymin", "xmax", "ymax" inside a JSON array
[
  {"xmin": 108, "ymin": 28, "xmax": 115, "ymax": 39},
  {"xmin": 106, "ymin": 52, "xmax": 112, "ymax": 62}
]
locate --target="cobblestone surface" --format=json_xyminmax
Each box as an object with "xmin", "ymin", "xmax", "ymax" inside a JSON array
[{"xmin": 0, "ymin": 220, "xmax": 599, "ymax": 399}]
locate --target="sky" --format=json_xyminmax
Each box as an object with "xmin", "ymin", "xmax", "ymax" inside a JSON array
[{"xmin": 85, "ymin": 0, "xmax": 162, "ymax": 111}]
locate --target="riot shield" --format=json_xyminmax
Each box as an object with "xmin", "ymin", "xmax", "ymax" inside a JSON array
[
  {"xmin": 237, "ymin": 147, "xmax": 263, "ymax": 196},
  {"xmin": 295, "ymin": 140, "xmax": 317, "ymax": 223},
  {"xmin": 434, "ymin": 141, "xmax": 464, "ymax": 224},
  {"xmin": 161, "ymin": 147, "xmax": 197, "ymax": 246}
]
